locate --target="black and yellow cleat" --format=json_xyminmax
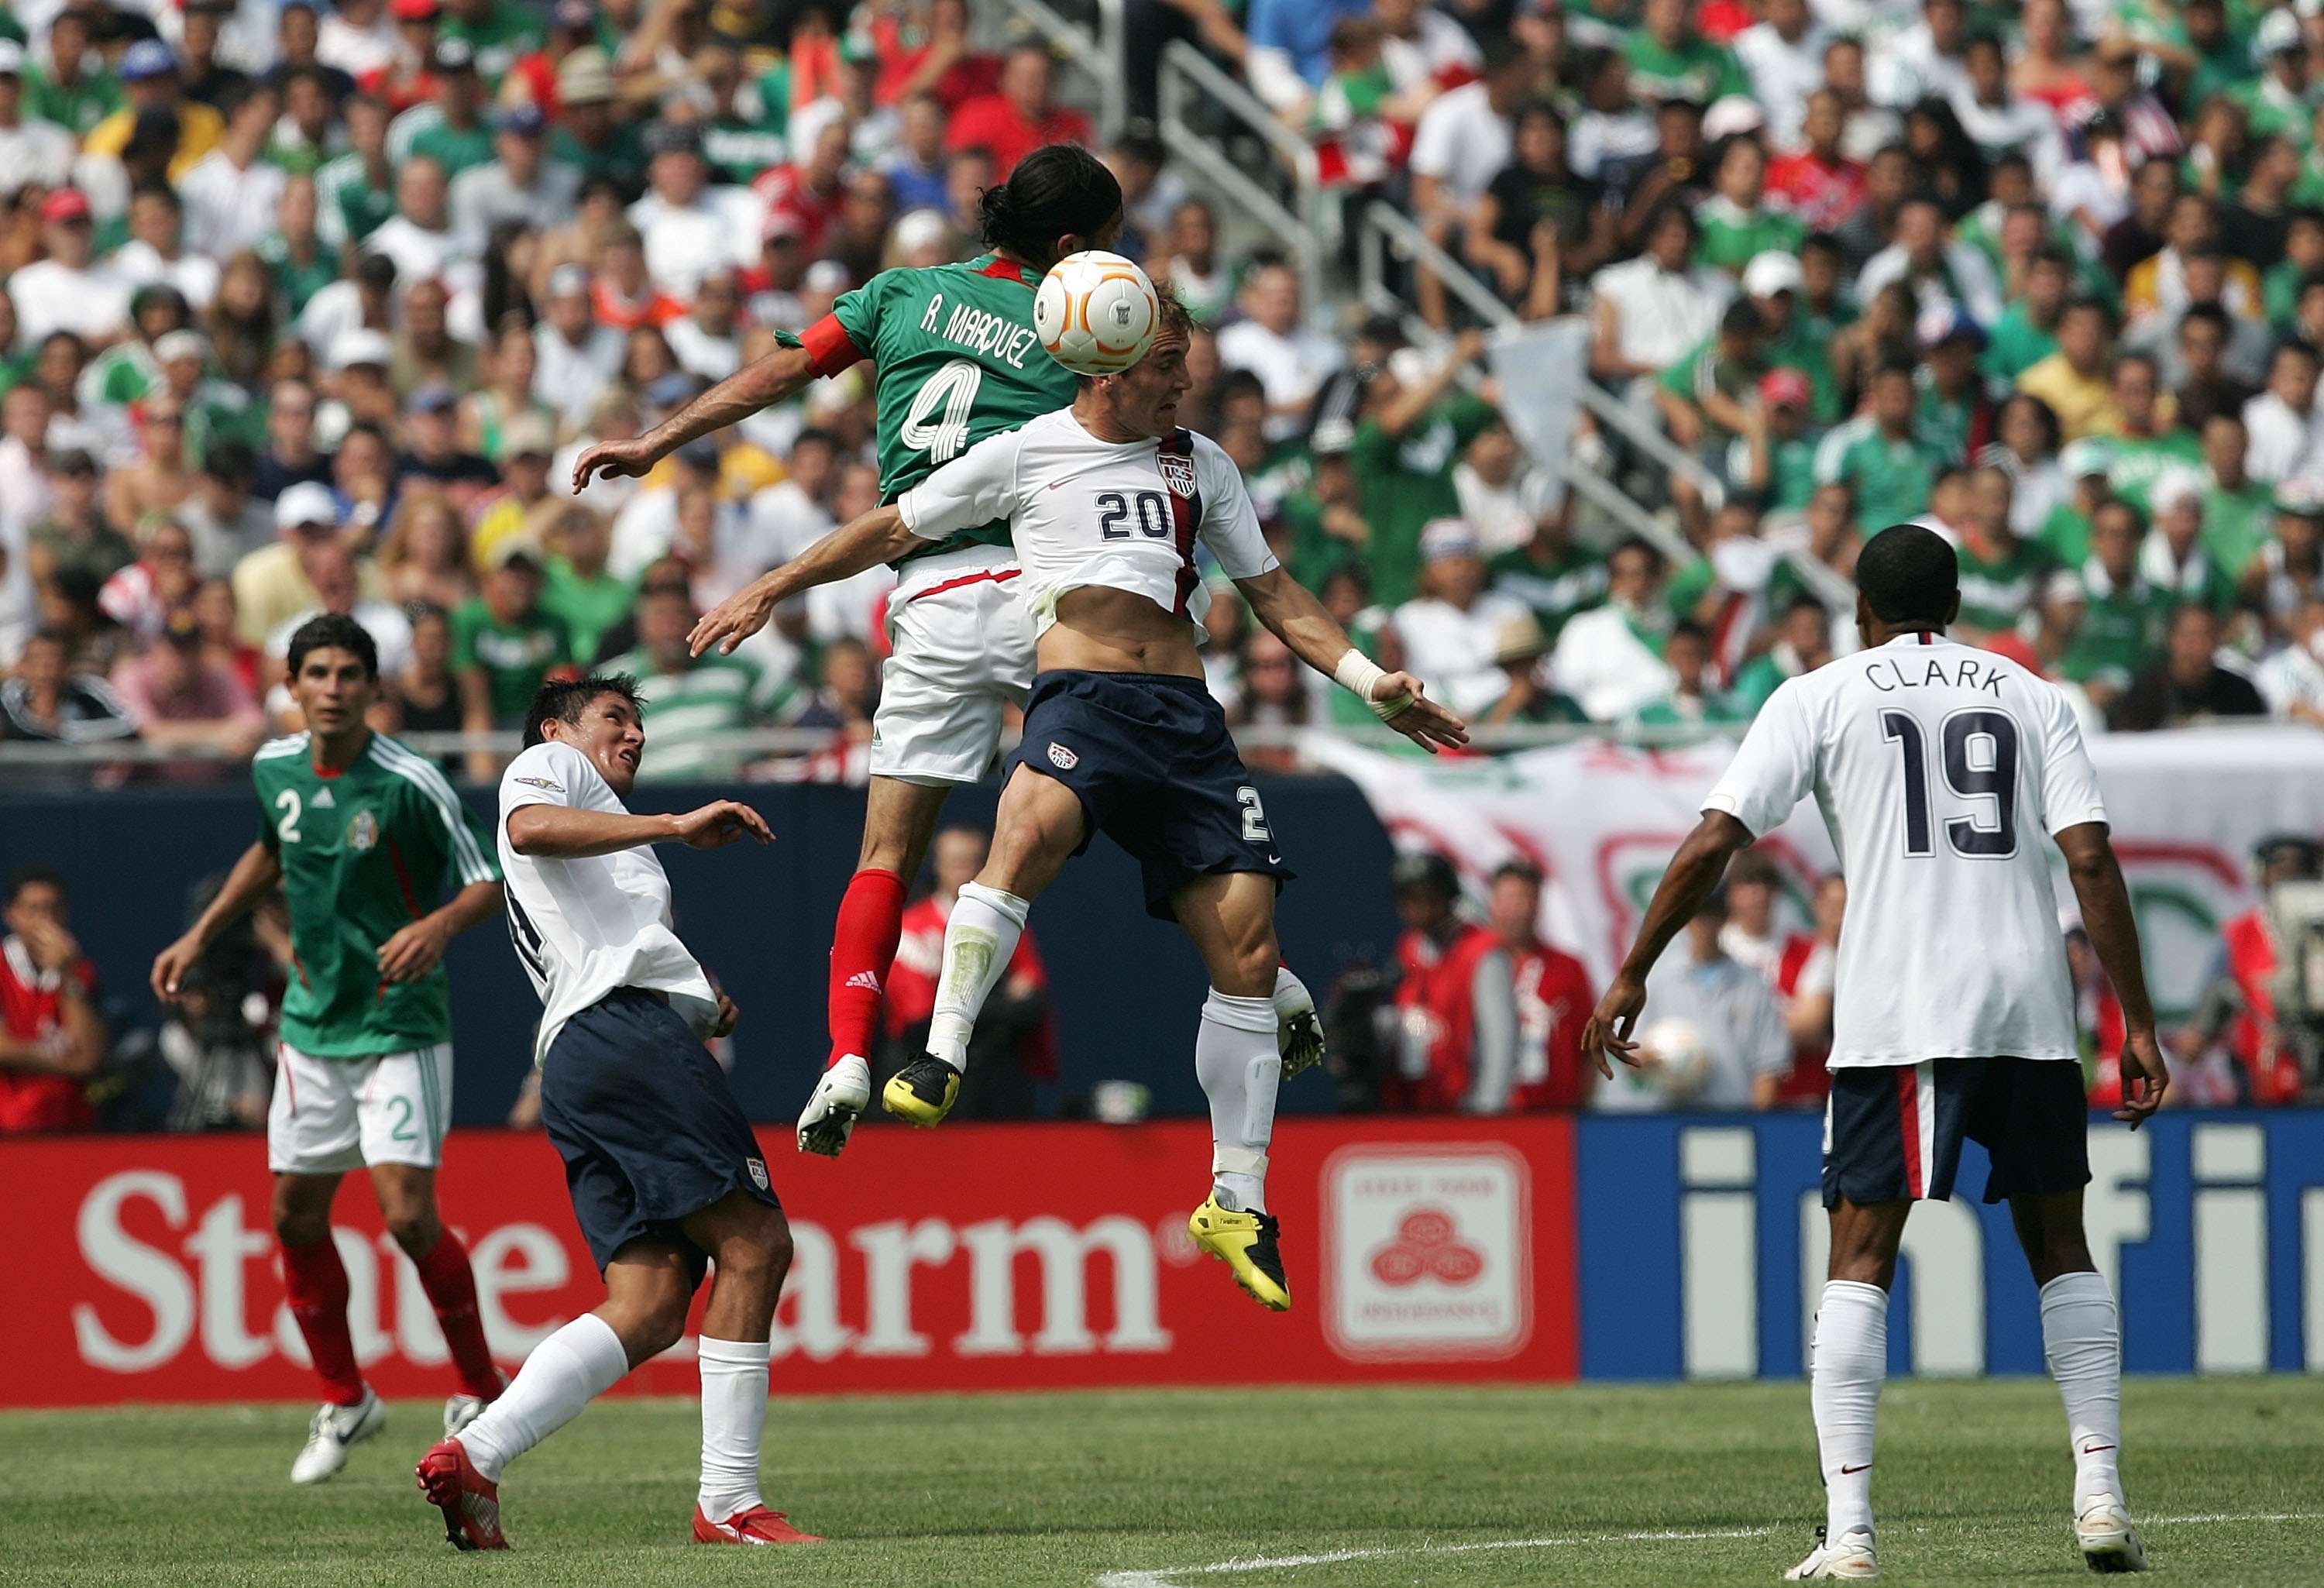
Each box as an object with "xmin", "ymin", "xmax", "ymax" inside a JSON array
[
  {"xmin": 882, "ymin": 1055, "xmax": 961, "ymax": 1126},
  {"xmin": 1188, "ymin": 1196, "xmax": 1291, "ymax": 1311}
]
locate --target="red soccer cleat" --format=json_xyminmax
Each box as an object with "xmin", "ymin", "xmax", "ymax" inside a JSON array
[
  {"xmin": 692, "ymin": 1503, "xmax": 825, "ymax": 1545},
  {"xmin": 416, "ymin": 1437, "xmax": 509, "ymax": 1551}
]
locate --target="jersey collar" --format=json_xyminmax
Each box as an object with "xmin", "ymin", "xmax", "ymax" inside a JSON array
[
  {"xmin": 1879, "ymin": 630, "xmax": 1947, "ymax": 648},
  {"xmin": 975, "ymin": 253, "xmax": 1030, "ymax": 284}
]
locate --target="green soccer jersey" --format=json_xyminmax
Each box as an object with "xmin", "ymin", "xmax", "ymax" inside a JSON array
[
  {"xmin": 2105, "ymin": 430, "xmax": 2204, "ymax": 511},
  {"xmin": 252, "ymin": 731, "xmax": 500, "ymax": 1058},
  {"xmin": 1813, "ymin": 418, "xmax": 1948, "ymax": 531},
  {"xmin": 788, "ymin": 253, "xmax": 1081, "ymax": 565},
  {"xmin": 1955, "ymin": 534, "xmax": 2058, "ymax": 633}
]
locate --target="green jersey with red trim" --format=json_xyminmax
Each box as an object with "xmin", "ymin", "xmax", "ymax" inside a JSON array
[
  {"xmin": 784, "ymin": 253, "xmax": 1080, "ymax": 564},
  {"xmin": 251, "ymin": 730, "xmax": 500, "ymax": 1057}
]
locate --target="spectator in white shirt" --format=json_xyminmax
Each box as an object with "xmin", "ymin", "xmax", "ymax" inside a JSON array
[
  {"xmin": 449, "ymin": 101, "xmax": 579, "ymax": 253},
  {"xmin": 179, "ymin": 81, "xmax": 286, "ymax": 260},
  {"xmin": 0, "ymin": 41, "xmax": 75, "ymax": 194},
  {"xmin": 532, "ymin": 263, "xmax": 624, "ymax": 430},
  {"xmin": 113, "ymin": 184, "xmax": 222, "ymax": 310},
  {"xmin": 1871, "ymin": 0, "xmax": 1973, "ymax": 109},
  {"xmin": 316, "ymin": 0, "xmax": 396, "ymax": 78},
  {"xmin": 628, "ymin": 122, "xmax": 759, "ymax": 303},
  {"xmin": 1390, "ymin": 518, "xmax": 1535, "ymax": 717},
  {"xmin": 2254, "ymin": 593, "xmax": 2324, "ymax": 727},
  {"xmin": 1731, "ymin": 0, "xmax": 1827, "ymax": 150},
  {"xmin": 665, "ymin": 270, "xmax": 743, "ymax": 383},
  {"xmin": 1855, "ymin": 193, "xmax": 2005, "ymax": 327},
  {"xmin": 1215, "ymin": 258, "xmax": 1347, "ymax": 442},
  {"xmin": 1549, "ymin": 536, "xmax": 1677, "ymax": 721},
  {"xmin": 2243, "ymin": 341, "xmax": 2324, "ymax": 486},
  {"xmin": 363, "ymin": 156, "xmax": 475, "ymax": 291},
  {"xmin": 1589, "ymin": 203, "xmax": 1730, "ymax": 391},
  {"xmin": 1453, "ymin": 421, "xmax": 1553, "ymax": 555},
  {"xmin": 1408, "ymin": 38, "xmax": 1532, "ymax": 224},
  {"xmin": 8, "ymin": 187, "xmax": 132, "ymax": 345}
]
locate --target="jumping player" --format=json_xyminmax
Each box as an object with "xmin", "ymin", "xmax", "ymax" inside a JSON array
[
  {"xmin": 1582, "ymin": 524, "xmax": 2167, "ymax": 1579},
  {"xmin": 416, "ymin": 675, "xmax": 816, "ymax": 1552},
  {"xmin": 693, "ymin": 294, "xmax": 1466, "ymax": 1311},
  {"xmin": 150, "ymin": 614, "xmax": 507, "ymax": 1484},
  {"xmin": 580, "ymin": 146, "xmax": 1321, "ymax": 1157}
]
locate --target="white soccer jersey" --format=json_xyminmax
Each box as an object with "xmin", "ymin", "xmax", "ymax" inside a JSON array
[
  {"xmin": 896, "ymin": 407, "xmax": 1278, "ymax": 636},
  {"xmin": 496, "ymin": 741, "xmax": 719, "ymax": 1066},
  {"xmin": 1702, "ymin": 633, "xmax": 2109, "ymax": 1068}
]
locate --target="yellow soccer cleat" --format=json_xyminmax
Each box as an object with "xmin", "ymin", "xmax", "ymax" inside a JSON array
[
  {"xmin": 881, "ymin": 1055, "xmax": 961, "ymax": 1126},
  {"xmin": 1188, "ymin": 1196, "xmax": 1291, "ymax": 1311}
]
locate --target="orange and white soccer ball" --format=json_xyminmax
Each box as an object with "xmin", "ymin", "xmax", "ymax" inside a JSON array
[{"xmin": 1034, "ymin": 250, "xmax": 1160, "ymax": 376}]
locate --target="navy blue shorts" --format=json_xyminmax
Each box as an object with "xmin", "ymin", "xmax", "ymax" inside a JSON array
[
  {"xmin": 1822, "ymin": 1058, "xmax": 2090, "ymax": 1210},
  {"xmin": 539, "ymin": 989, "xmax": 779, "ymax": 1277},
  {"xmin": 1006, "ymin": 669, "xmax": 1294, "ymax": 920}
]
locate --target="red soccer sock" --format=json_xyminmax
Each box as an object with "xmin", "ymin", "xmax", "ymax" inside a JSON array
[
  {"xmin": 412, "ymin": 1229, "xmax": 503, "ymax": 1401},
  {"xmin": 280, "ymin": 1236, "xmax": 365, "ymax": 1407},
  {"xmin": 827, "ymin": 867, "xmax": 907, "ymax": 1068}
]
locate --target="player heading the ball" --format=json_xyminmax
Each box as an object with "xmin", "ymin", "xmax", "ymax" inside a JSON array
[{"xmin": 693, "ymin": 287, "xmax": 1466, "ymax": 1312}]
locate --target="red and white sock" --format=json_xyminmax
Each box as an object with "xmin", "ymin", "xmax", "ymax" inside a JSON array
[
  {"xmin": 826, "ymin": 868, "xmax": 906, "ymax": 1069},
  {"xmin": 280, "ymin": 1236, "xmax": 366, "ymax": 1407},
  {"xmin": 2040, "ymin": 1271, "xmax": 2124, "ymax": 1505},
  {"xmin": 697, "ymin": 1336, "xmax": 770, "ymax": 1523},
  {"xmin": 1810, "ymin": 1280, "xmax": 1888, "ymax": 1541},
  {"xmin": 412, "ymin": 1229, "xmax": 503, "ymax": 1401}
]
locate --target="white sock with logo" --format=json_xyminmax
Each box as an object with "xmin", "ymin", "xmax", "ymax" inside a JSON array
[
  {"xmin": 1810, "ymin": 1280, "xmax": 1889, "ymax": 1542},
  {"xmin": 926, "ymin": 881, "xmax": 1028, "ymax": 1071},
  {"xmin": 456, "ymin": 1311, "xmax": 629, "ymax": 1483},
  {"xmin": 2040, "ymin": 1270, "xmax": 2124, "ymax": 1507},
  {"xmin": 696, "ymin": 1335, "xmax": 771, "ymax": 1523},
  {"xmin": 1195, "ymin": 988, "xmax": 1281, "ymax": 1212},
  {"xmin": 1270, "ymin": 964, "xmax": 1312, "ymax": 1023}
]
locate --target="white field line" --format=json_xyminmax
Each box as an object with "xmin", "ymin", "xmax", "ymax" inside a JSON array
[{"xmin": 1094, "ymin": 1513, "xmax": 2324, "ymax": 1587}]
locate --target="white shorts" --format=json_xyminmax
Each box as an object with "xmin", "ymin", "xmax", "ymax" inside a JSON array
[
  {"xmin": 267, "ymin": 1040, "xmax": 455, "ymax": 1175},
  {"xmin": 871, "ymin": 548, "xmax": 1037, "ymax": 786}
]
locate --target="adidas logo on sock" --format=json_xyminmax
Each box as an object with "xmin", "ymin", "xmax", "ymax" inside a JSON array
[{"xmin": 845, "ymin": 971, "xmax": 881, "ymax": 992}]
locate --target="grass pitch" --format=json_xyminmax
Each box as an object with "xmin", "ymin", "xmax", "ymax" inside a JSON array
[{"xmin": 3, "ymin": 1379, "xmax": 2320, "ymax": 1586}]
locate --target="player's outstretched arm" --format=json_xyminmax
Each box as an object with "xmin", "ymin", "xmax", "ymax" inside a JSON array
[
  {"xmin": 1233, "ymin": 565, "xmax": 1470, "ymax": 752},
  {"xmin": 689, "ymin": 506, "xmax": 921, "ymax": 658},
  {"xmin": 376, "ymin": 878, "xmax": 505, "ymax": 984},
  {"xmin": 151, "ymin": 840, "xmax": 282, "ymax": 1001},
  {"xmin": 1580, "ymin": 811, "xmax": 1755, "ymax": 1075},
  {"xmin": 2056, "ymin": 821, "xmax": 2170, "ymax": 1129},
  {"xmin": 572, "ymin": 343, "xmax": 821, "ymax": 490},
  {"xmin": 507, "ymin": 799, "xmax": 775, "ymax": 860}
]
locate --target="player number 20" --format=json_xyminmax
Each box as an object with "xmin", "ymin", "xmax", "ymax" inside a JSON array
[
  {"xmin": 1879, "ymin": 708, "xmax": 2019, "ymax": 859},
  {"xmin": 1097, "ymin": 490, "xmax": 1172, "ymax": 540}
]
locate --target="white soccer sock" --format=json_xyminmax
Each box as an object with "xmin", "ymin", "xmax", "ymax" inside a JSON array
[
  {"xmin": 926, "ymin": 881, "xmax": 1029, "ymax": 1071},
  {"xmin": 696, "ymin": 1335, "xmax": 771, "ymax": 1523},
  {"xmin": 1195, "ymin": 988, "xmax": 1281, "ymax": 1213},
  {"xmin": 1810, "ymin": 1280, "xmax": 1889, "ymax": 1542},
  {"xmin": 456, "ymin": 1311, "xmax": 628, "ymax": 1483},
  {"xmin": 1270, "ymin": 964, "xmax": 1312, "ymax": 1021},
  {"xmin": 2040, "ymin": 1270, "xmax": 2124, "ymax": 1506}
]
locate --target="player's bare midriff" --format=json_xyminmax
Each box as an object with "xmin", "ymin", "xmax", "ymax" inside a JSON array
[{"xmin": 1041, "ymin": 586, "xmax": 1205, "ymax": 679}]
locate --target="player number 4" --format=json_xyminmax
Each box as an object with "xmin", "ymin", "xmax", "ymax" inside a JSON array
[
  {"xmin": 899, "ymin": 359, "xmax": 983, "ymax": 463},
  {"xmin": 1879, "ymin": 708, "xmax": 2019, "ymax": 859}
]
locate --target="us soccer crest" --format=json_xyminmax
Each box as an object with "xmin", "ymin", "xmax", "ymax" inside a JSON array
[
  {"xmin": 747, "ymin": 1157, "xmax": 769, "ymax": 1191},
  {"xmin": 1157, "ymin": 452, "xmax": 1197, "ymax": 499},
  {"xmin": 345, "ymin": 809, "xmax": 379, "ymax": 853},
  {"xmin": 1048, "ymin": 742, "xmax": 1079, "ymax": 770}
]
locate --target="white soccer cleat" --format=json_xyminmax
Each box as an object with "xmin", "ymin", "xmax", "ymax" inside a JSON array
[
  {"xmin": 1785, "ymin": 1527, "xmax": 1878, "ymax": 1579},
  {"xmin": 290, "ymin": 1386, "xmax": 386, "ymax": 1484},
  {"xmin": 1274, "ymin": 968, "xmax": 1325, "ymax": 1079},
  {"xmin": 443, "ymin": 1369, "xmax": 510, "ymax": 1438},
  {"xmin": 2076, "ymin": 1497, "xmax": 2149, "ymax": 1573},
  {"xmin": 798, "ymin": 1054, "xmax": 871, "ymax": 1157}
]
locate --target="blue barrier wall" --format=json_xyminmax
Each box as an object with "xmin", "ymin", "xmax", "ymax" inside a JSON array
[
  {"xmin": 0, "ymin": 774, "xmax": 1401, "ymax": 1125},
  {"xmin": 1576, "ymin": 1112, "xmax": 2324, "ymax": 1377}
]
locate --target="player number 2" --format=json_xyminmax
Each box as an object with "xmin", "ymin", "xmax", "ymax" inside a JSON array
[
  {"xmin": 1879, "ymin": 708, "xmax": 2019, "ymax": 859},
  {"xmin": 1237, "ymin": 785, "xmax": 1272, "ymax": 843},
  {"xmin": 899, "ymin": 359, "xmax": 983, "ymax": 463},
  {"xmin": 274, "ymin": 789, "xmax": 302, "ymax": 844},
  {"xmin": 1097, "ymin": 490, "xmax": 1171, "ymax": 541}
]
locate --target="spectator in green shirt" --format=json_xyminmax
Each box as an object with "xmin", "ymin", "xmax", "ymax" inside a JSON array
[
  {"xmin": 1725, "ymin": 595, "xmax": 1834, "ymax": 717},
  {"xmin": 1734, "ymin": 368, "xmax": 1822, "ymax": 511},
  {"xmin": 1694, "ymin": 137, "xmax": 1805, "ymax": 277},
  {"xmin": 1631, "ymin": 619, "xmax": 1745, "ymax": 726},
  {"xmin": 452, "ymin": 540, "xmax": 571, "ymax": 780},
  {"xmin": 1954, "ymin": 465, "xmax": 2058, "ymax": 640},
  {"xmin": 1983, "ymin": 248, "xmax": 2070, "ymax": 384},
  {"xmin": 539, "ymin": 502, "xmax": 632, "ymax": 665},
  {"xmin": 1655, "ymin": 297, "xmax": 1769, "ymax": 535},
  {"xmin": 23, "ymin": 10, "xmax": 119, "ymax": 138},
  {"xmin": 1813, "ymin": 361, "xmax": 1950, "ymax": 532},
  {"xmin": 394, "ymin": 43, "xmax": 496, "ymax": 179},
  {"xmin": 2056, "ymin": 497, "xmax": 2173, "ymax": 709},
  {"xmin": 2142, "ymin": 469, "xmax": 2239, "ymax": 616},
  {"xmin": 600, "ymin": 583, "xmax": 799, "ymax": 781},
  {"xmin": 2199, "ymin": 411, "xmax": 2275, "ymax": 576},
  {"xmin": 1346, "ymin": 330, "xmax": 1500, "ymax": 607},
  {"xmin": 1489, "ymin": 512, "xmax": 1608, "ymax": 644},
  {"xmin": 2039, "ymin": 437, "xmax": 2117, "ymax": 564},
  {"xmin": 1624, "ymin": 0, "xmax": 1747, "ymax": 105}
]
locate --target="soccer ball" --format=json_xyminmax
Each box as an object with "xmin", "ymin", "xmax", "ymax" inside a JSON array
[
  {"xmin": 1639, "ymin": 1018, "xmax": 1712, "ymax": 1099},
  {"xmin": 1034, "ymin": 250, "xmax": 1161, "ymax": 376}
]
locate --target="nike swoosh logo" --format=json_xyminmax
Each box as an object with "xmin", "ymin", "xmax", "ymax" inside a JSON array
[
  {"xmin": 2081, "ymin": 1444, "xmax": 2116, "ymax": 1456},
  {"xmin": 1265, "ymin": 854, "xmax": 1283, "ymax": 864},
  {"xmin": 1840, "ymin": 1464, "xmax": 1870, "ymax": 1475}
]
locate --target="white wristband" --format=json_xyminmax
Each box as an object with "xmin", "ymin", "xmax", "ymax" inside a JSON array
[{"xmin": 1332, "ymin": 649, "xmax": 1411, "ymax": 720}]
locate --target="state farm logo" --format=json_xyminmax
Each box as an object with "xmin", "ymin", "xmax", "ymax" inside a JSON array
[
  {"xmin": 1368, "ymin": 1208, "xmax": 1483, "ymax": 1287},
  {"xmin": 1323, "ymin": 1146, "xmax": 1529, "ymax": 1361}
]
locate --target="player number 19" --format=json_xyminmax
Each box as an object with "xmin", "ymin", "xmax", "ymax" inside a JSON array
[{"xmin": 1879, "ymin": 708, "xmax": 2018, "ymax": 859}]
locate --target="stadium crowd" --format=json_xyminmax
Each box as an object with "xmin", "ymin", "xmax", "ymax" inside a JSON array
[{"xmin": 1, "ymin": 0, "xmax": 2322, "ymax": 776}]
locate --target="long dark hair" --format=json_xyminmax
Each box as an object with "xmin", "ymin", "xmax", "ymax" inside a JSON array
[{"xmin": 977, "ymin": 143, "xmax": 1122, "ymax": 272}]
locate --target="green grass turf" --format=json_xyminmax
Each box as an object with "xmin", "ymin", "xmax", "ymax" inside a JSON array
[{"xmin": 2, "ymin": 1379, "xmax": 2320, "ymax": 1586}]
